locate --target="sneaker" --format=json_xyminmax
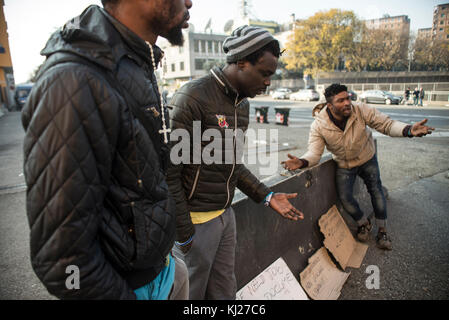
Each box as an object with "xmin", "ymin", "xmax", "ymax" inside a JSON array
[
  {"xmin": 357, "ymin": 220, "xmax": 372, "ymax": 242},
  {"xmin": 376, "ymin": 232, "xmax": 393, "ymax": 250}
]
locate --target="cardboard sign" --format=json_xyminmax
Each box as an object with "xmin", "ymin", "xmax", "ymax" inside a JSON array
[
  {"xmin": 300, "ymin": 247, "xmax": 350, "ymax": 300},
  {"xmin": 236, "ymin": 257, "xmax": 309, "ymax": 300},
  {"xmin": 318, "ymin": 205, "xmax": 368, "ymax": 270}
]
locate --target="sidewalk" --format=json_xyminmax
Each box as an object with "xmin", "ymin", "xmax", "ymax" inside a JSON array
[
  {"xmin": 0, "ymin": 112, "xmax": 26, "ymax": 195},
  {"xmin": 0, "ymin": 108, "xmax": 448, "ymax": 299},
  {"xmin": 340, "ymin": 170, "xmax": 449, "ymax": 299}
]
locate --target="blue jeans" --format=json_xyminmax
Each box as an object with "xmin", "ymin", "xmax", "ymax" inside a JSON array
[{"xmin": 336, "ymin": 155, "xmax": 387, "ymax": 227}]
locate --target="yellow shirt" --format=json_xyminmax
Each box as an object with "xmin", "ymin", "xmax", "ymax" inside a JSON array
[{"xmin": 190, "ymin": 209, "xmax": 225, "ymax": 224}]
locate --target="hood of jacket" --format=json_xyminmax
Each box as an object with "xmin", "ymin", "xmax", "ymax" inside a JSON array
[{"xmin": 39, "ymin": 5, "xmax": 163, "ymax": 75}]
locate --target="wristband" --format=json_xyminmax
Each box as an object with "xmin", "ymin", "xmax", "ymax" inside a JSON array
[
  {"xmin": 407, "ymin": 127, "xmax": 413, "ymax": 138},
  {"xmin": 264, "ymin": 192, "xmax": 274, "ymax": 207},
  {"xmin": 175, "ymin": 235, "xmax": 193, "ymax": 247}
]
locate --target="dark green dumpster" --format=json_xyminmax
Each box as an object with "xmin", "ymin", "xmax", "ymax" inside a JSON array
[
  {"xmin": 275, "ymin": 108, "xmax": 290, "ymax": 126},
  {"xmin": 255, "ymin": 106, "xmax": 269, "ymax": 124}
]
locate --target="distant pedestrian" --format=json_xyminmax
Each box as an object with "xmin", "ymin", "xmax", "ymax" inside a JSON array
[
  {"xmin": 403, "ymin": 87, "xmax": 410, "ymax": 105},
  {"xmin": 419, "ymin": 88, "xmax": 425, "ymax": 106},
  {"xmin": 413, "ymin": 87, "xmax": 419, "ymax": 106}
]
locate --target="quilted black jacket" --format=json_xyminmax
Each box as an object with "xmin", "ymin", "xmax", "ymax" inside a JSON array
[
  {"xmin": 166, "ymin": 67, "xmax": 271, "ymax": 242},
  {"xmin": 21, "ymin": 5, "xmax": 175, "ymax": 299}
]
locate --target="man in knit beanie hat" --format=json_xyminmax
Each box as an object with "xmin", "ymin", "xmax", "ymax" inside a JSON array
[
  {"xmin": 223, "ymin": 25, "xmax": 279, "ymax": 63},
  {"xmin": 167, "ymin": 26, "xmax": 304, "ymax": 299}
]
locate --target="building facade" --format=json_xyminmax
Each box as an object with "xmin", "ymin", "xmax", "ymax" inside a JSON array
[
  {"xmin": 365, "ymin": 14, "xmax": 410, "ymax": 36},
  {"xmin": 432, "ymin": 3, "xmax": 449, "ymax": 42},
  {"xmin": 0, "ymin": 0, "xmax": 15, "ymax": 112},
  {"xmin": 417, "ymin": 27, "xmax": 432, "ymax": 40},
  {"xmin": 157, "ymin": 29, "xmax": 227, "ymax": 90}
]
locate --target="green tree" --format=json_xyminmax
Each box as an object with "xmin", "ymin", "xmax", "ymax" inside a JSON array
[
  {"xmin": 284, "ymin": 9, "xmax": 362, "ymax": 76},
  {"xmin": 412, "ymin": 37, "xmax": 449, "ymax": 71}
]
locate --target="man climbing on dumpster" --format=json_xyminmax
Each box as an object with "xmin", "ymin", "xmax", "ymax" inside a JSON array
[{"xmin": 281, "ymin": 83, "xmax": 434, "ymax": 250}]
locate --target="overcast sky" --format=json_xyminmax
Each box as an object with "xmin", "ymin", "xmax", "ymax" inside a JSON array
[{"xmin": 4, "ymin": 0, "xmax": 444, "ymax": 83}]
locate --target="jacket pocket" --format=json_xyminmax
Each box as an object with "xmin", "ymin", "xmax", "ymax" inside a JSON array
[
  {"xmin": 130, "ymin": 198, "xmax": 176, "ymax": 270},
  {"xmin": 98, "ymin": 206, "xmax": 136, "ymax": 272}
]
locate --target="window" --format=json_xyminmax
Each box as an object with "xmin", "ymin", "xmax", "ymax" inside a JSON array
[
  {"xmin": 179, "ymin": 46, "xmax": 184, "ymax": 54},
  {"xmin": 208, "ymin": 41, "xmax": 213, "ymax": 53},
  {"xmin": 171, "ymin": 64, "xmax": 175, "ymax": 72},
  {"xmin": 180, "ymin": 61, "xmax": 185, "ymax": 71},
  {"xmin": 441, "ymin": 20, "xmax": 444, "ymax": 25},
  {"xmin": 195, "ymin": 59, "xmax": 206, "ymax": 70},
  {"xmin": 194, "ymin": 40, "xmax": 199, "ymax": 53},
  {"xmin": 200, "ymin": 40, "xmax": 205, "ymax": 53}
]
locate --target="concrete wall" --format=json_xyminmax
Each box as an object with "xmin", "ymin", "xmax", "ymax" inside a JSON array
[{"xmin": 231, "ymin": 156, "xmax": 372, "ymax": 289}]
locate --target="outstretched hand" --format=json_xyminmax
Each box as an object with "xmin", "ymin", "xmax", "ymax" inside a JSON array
[
  {"xmin": 281, "ymin": 154, "xmax": 303, "ymax": 171},
  {"xmin": 269, "ymin": 193, "xmax": 304, "ymax": 221},
  {"xmin": 411, "ymin": 119, "xmax": 435, "ymax": 137}
]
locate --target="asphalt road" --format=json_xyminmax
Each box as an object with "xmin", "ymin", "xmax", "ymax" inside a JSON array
[
  {"xmin": 0, "ymin": 100, "xmax": 448, "ymax": 300},
  {"xmin": 250, "ymin": 98, "xmax": 449, "ymax": 129}
]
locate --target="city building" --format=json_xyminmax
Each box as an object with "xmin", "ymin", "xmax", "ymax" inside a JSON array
[
  {"xmin": 228, "ymin": 0, "xmax": 281, "ymax": 34},
  {"xmin": 0, "ymin": 0, "xmax": 15, "ymax": 112},
  {"xmin": 364, "ymin": 15, "xmax": 410, "ymax": 62},
  {"xmin": 417, "ymin": 27, "xmax": 432, "ymax": 40},
  {"xmin": 157, "ymin": 28, "xmax": 227, "ymax": 90},
  {"xmin": 432, "ymin": 3, "xmax": 449, "ymax": 42},
  {"xmin": 365, "ymin": 14, "xmax": 411, "ymax": 37},
  {"xmin": 273, "ymin": 14, "xmax": 299, "ymax": 49}
]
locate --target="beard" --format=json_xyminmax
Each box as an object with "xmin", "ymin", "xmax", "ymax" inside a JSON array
[
  {"xmin": 151, "ymin": 9, "xmax": 188, "ymax": 46},
  {"xmin": 165, "ymin": 22, "xmax": 185, "ymax": 46}
]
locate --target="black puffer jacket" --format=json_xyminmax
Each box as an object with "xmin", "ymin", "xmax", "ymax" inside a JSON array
[
  {"xmin": 21, "ymin": 5, "xmax": 175, "ymax": 299},
  {"xmin": 167, "ymin": 67, "xmax": 271, "ymax": 242}
]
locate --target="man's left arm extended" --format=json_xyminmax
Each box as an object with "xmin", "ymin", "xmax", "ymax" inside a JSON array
[{"xmin": 360, "ymin": 103, "xmax": 435, "ymax": 137}]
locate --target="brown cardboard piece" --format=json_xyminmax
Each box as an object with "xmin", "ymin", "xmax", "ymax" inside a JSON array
[
  {"xmin": 300, "ymin": 247, "xmax": 350, "ymax": 300},
  {"xmin": 318, "ymin": 205, "xmax": 368, "ymax": 270}
]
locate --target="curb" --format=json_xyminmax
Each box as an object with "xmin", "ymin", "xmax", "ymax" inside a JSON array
[{"xmin": 0, "ymin": 183, "xmax": 27, "ymax": 196}]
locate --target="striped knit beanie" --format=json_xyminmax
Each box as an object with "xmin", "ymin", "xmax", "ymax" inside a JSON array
[{"xmin": 222, "ymin": 25, "xmax": 277, "ymax": 63}]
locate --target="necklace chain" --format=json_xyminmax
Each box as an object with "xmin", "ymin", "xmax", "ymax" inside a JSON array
[{"xmin": 146, "ymin": 41, "xmax": 171, "ymax": 144}]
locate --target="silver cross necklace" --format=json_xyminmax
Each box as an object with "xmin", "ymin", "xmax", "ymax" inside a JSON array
[{"xmin": 146, "ymin": 41, "xmax": 171, "ymax": 144}]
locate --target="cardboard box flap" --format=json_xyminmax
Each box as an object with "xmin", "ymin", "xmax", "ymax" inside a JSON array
[
  {"xmin": 237, "ymin": 257, "xmax": 309, "ymax": 300},
  {"xmin": 318, "ymin": 205, "xmax": 368, "ymax": 270},
  {"xmin": 348, "ymin": 241, "xmax": 369, "ymax": 268},
  {"xmin": 300, "ymin": 247, "xmax": 350, "ymax": 300}
]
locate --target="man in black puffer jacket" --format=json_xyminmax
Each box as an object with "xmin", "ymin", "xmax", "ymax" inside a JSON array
[
  {"xmin": 167, "ymin": 26, "xmax": 304, "ymax": 300},
  {"xmin": 21, "ymin": 0, "xmax": 192, "ymax": 300}
]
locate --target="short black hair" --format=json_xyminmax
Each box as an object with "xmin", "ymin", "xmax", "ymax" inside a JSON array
[
  {"xmin": 324, "ymin": 83, "xmax": 348, "ymax": 103},
  {"xmin": 239, "ymin": 40, "xmax": 281, "ymax": 65}
]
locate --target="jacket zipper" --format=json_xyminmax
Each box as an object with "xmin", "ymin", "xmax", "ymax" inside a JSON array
[
  {"xmin": 188, "ymin": 166, "xmax": 201, "ymax": 200},
  {"xmin": 223, "ymin": 95, "xmax": 240, "ymax": 208}
]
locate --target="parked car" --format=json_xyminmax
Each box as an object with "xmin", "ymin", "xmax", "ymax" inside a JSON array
[
  {"xmin": 359, "ymin": 90, "xmax": 402, "ymax": 105},
  {"xmin": 271, "ymin": 88, "xmax": 292, "ymax": 100},
  {"xmin": 289, "ymin": 89, "xmax": 320, "ymax": 101},
  {"xmin": 14, "ymin": 83, "xmax": 34, "ymax": 111},
  {"xmin": 348, "ymin": 90, "xmax": 358, "ymax": 101}
]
